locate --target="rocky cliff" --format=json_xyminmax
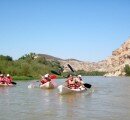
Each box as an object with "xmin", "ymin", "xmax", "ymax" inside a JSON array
[
  {"xmin": 59, "ymin": 38, "xmax": 130, "ymax": 76},
  {"xmin": 102, "ymin": 38, "xmax": 130, "ymax": 76}
]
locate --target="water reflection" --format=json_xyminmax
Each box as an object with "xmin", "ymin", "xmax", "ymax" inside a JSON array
[
  {"xmin": 59, "ymin": 93, "xmax": 83, "ymax": 104},
  {"xmin": 0, "ymin": 87, "xmax": 10, "ymax": 95}
]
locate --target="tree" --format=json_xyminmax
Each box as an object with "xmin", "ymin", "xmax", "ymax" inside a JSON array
[
  {"xmin": 0, "ymin": 55, "xmax": 13, "ymax": 61},
  {"xmin": 18, "ymin": 52, "xmax": 36, "ymax": 60},
  {"xmin": 124, "ymin": 64, "xmax": 130, "ymax": 76}
]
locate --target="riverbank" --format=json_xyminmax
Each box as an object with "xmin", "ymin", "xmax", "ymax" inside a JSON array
[
  {"xmin": 12, "ymin": 75, "xmax": 63, "ymax": 80},
  {"xmin": 13, "ymin": 76, "xmax": 36, "ymax": 80}
]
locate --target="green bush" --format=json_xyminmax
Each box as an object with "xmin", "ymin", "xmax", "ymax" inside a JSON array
[
  {"xmin": 0, "ymin": 53, "xmax": 106, "ymax": 80},
  {"xmin": 13, "ymin": 76, "xmax": 35, "ymax": 80},
  {"xmin": 124, "ymin": 64, "xmax": 130, "ymax": 76},
  {"xmin": 0, "ymin": 54, "xmax": 61, "ymax": 80}
]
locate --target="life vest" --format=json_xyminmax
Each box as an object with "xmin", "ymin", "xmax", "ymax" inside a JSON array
[
  {"xmin": 68, "ymin": 79, "xmax": 75, "ymax": 88},
  {"xmin": 0, "ymin": 77, "xmax": 6, "ymax": 84},
  {"xmin": 40, "ymin": 79, "xmax": 47, "ymax": 84},
  {"xmin": 73, "ymin": 77, "xmax": 82, "ymax": 89},
  {"xmin": 5, "ymin": 77, "xmax": 12, "ymax": 84}
]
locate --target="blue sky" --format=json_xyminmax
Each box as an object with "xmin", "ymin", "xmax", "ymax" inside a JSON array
[{"xmin": 0, "ymin": 0, "xmax": 130, "ymax": 62}]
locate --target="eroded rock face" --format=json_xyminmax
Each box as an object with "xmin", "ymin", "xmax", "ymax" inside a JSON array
[
  {"xmin": 59, "ymin": 38, "xmax": 130, "ymax": 76},
  {"xmin": 103, "ymin": 38, "xmax": 130, "ymax": 76}
]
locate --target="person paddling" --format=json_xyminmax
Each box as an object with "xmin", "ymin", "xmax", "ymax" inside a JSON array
[
  {"xmin": 77, "ymin": 75, "xmax": 92, "ymax": 89},
  {"xmin": 40, "ymin": 73, "xmax": 51, "ymax": 85},
  {"xmin": 0, "ymin": 74, "xmax": 6, "ymax": 84},
  {"xmin": 65, "ymin": 74, "xmax": 76, "ymax": 89},
  {"xmin": 77, "ymin": 75, "xmax": 84, "ymax": 84},
  {"xmin": 5, "ymin": 74, "xmax": 13, "ymax": 85}
]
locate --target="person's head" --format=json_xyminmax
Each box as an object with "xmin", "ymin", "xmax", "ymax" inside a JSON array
[
  {"xmin": 67, "ymin": 74, "xmax": 72, "ymax": 78},
  {"xmin": 44, "ymin": 74, "xmax": 49, "ymax": 78},
  {"xmin": 7, "ymin": 74, "xmax": 10, "ymax": 77},
  {"xmin": 78, "ymin": 75, "xmax": 82, "ymax": 78},
  {"xmin": 0, "ymin": 74, "xmax": 4, "ymax": 77},
  {"xmin": 0, "ymin": 74, "xmax": 3, "ymax": 77},
  {"xmin": 78, "ymin": 75, "xmax": 82, "ymax": 80}
]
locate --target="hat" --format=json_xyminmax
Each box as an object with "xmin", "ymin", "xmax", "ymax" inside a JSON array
[
  {"xmin": 78, "ymin": 75, "xmax": 82, "ymax": 78},
  {"xmin": 0, "ymin": 74, "xmax": 3, "ymax": 77},
  {"xmin": 44, "ymin": 74, "xmax": 49, "ymax": 78},
  {"xmin": 7, "ymin": 74, "xmax": 10, "ymax": 77}
]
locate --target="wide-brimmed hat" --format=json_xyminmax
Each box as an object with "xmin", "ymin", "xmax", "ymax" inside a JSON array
[
  {"xmin": 44, "ymin": 74, "xmax": 49, "ymax": 78},
  {"xmin": 7, "ymin": 74, "xmax": 10, "ymax": 77},
  {"xmin": 0, "ymin": 74, "xmax": 3, "ymax": 77},
  {"xmin": 78, "ymin": 75, "xmax": 82, "ymax": 78}
]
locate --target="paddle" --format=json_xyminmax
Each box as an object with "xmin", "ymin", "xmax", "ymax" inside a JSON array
[
  {"xmin": 67, "ymin": 64, "xmax": 75, "ymax": 72},
  {"xmin": 83, "ymin": 83, "xmax": 91, "ymax": 88},
  {"xmin": 51, "ymin": 70, "xmax": 68, "ymax": 78},
  {"xmin": 67, "ymin": 64, "xmax": 92, "ymax": 89},
  {"xmin": 51, "ymin": 70, "xmax": 61, "ymax": 75},
  {"xmin": 11, "ymin": 81, "xmax": 17, "ymax": 85}
]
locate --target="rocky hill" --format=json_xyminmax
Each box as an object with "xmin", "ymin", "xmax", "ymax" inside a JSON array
[
  {"xmin": 35, "ymin": 38, "xmax": 130, "ymax": 76},
  {"xmin": 101, "ymin": 38, "xmax": 130, "ymax": 76},
  {"xmin": 59, "ymin": 38, "xmax": 130, "ymax": 76},
  {"xmin": 36, "ymin": 54, "xmax": 63, "ymax": 61}
]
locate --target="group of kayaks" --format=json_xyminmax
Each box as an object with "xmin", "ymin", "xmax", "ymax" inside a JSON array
[
  {"xmin": 1, "ymin": 64, "xmax": 94, "ymax": 95},
  {"xmin": 27, "ymin": 81, "xmax": 93, "ymax": 95},
  {"xmin": 0, "ymin": 78, "xmax": 93, "ymax": 95}
]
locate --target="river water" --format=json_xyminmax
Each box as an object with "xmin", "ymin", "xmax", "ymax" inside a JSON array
[{"xmin": 0, "ymin": 76, "xmax": 130, "ymax": 120}]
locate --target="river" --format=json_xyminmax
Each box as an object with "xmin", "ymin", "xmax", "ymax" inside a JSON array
[{"xmin": 0, "ymin": 76, "xmax": 130, "ymax": 120}]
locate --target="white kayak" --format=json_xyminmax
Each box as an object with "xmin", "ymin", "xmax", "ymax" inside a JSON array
[
  {"xmin": 40, "ymin": 82, "xmax": 55, "ymax": 89},
  {"xmin": 0, "ymin": 83, "xmax": 14, "ymax": 87},
  {"xmin": 58, "ymin": 85, "xmax": 89, "ymax": 94}
]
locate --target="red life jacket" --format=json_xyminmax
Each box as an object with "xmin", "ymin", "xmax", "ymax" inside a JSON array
[
  {"xmin": 41, "ymin": 79, "xmax": 46, "ymax": 84},
  {"xmin": 5, "ymin": 77, "xmax": 12, "ymax": 84},
  {"xmin": 0, "ymin": 77, "xmax": 6, "ymax": 83}
]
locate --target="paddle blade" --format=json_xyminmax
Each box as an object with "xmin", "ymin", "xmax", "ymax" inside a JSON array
[
  {"xmin": 67, "ymin": 64, "xmax": 75, "ymax": 72},
  {"xmin": 49, "ymin": 75, "xmax": 57, "ymax": 79},
  {"xmin": 11, "ymin": 82, "xmax": 17, "ymax": 85},
  {"xmin": 84, "ymin": 83, "xmax": 92, "ymax": 88},
  {"xmin": 51, "ymin": 70, "xmax": 61, "ymax": 75}
]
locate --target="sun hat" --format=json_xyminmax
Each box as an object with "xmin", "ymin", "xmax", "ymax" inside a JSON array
[
  {"xmin": 7, "ymin": 74, "xmax": 10, "ymax": 77},
  {"xmin": 78, "ymin": 75, "xmax": 82, "ymax": 78},
  {"xmin": 44, "ymin": 74, "xmax": 49, "ymax": 78}
]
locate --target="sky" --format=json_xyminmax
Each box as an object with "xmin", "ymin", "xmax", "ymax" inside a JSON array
[{"xmin": 0, "ymin": 0, "xmax": 130, "ymax": 62}]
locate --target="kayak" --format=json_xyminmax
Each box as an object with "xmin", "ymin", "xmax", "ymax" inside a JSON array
[
  {"xmin": 0, "ymin": 83, "xmax": 14, "ymax": 87},
  {"xmin": 57, "ymin": 85, "xmax": 88, "ymax": 94},
  {"xmin": 40, "ymin": 82, "xmax": 55, "ymax": 89}
]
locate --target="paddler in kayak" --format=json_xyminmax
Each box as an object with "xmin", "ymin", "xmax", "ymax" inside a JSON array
[
  {"xmin": 5, "ymin": 74, "xmax": 13, "ymax": 85},
  {"xmin": 77, "ymin": 75, "xmax": 92, "ymax": 89},
  {"xmin": 40, "ymin": 73, "xmax": 51, "ymax": 85},
  {"xmin": 65, "ymin": 74, "xmax": 75, "ymax": 89},
  {"xmin": 66, "ymin": 74, "xmax": 85, "ymax": 89},
  {"xmin": 77, "ymin": 75, "xmax": 84, "ymax": 84},
  {"xmin": 0, "ymin": 74, "xmax": 6, "ymax": 84},
  {"xmin": 75, "ymin": 75, "xmax": 86, "ymax": 89}
]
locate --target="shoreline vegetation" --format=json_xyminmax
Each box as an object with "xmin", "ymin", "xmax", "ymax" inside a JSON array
[
  {"xmin": 13, "ymin": 70, "xmax": 106, "ymax": 80},
  {"xmin": 0, "ymin": 53, "xmax": 129, "ymax": 80},
  {"xmin": 13, "ymin": 76, "xmax": 35, "ymax": 80}
]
